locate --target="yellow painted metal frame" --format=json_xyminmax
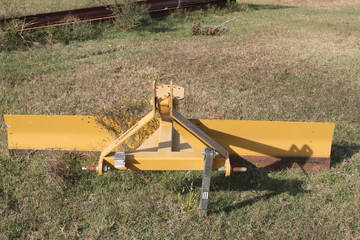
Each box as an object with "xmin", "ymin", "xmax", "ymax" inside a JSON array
[
  {"xmin": 3, "ymin": 81, "xmax": 337, "ymax": 215},
  {"xmin": 97, "ymin": 81, "xmax": 231, "ymax": 176},
  {"xmin": 4, "ymin": 82, "xmax": 336, "ymax": 174}
]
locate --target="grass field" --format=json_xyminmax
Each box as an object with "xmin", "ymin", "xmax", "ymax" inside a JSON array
[
  {"xmin": 1, "ymin": 0, "xmax": 359, "ymax": 18},
  {"xmin": 1, "ymin": 0, "xmax": 360, "ymax": 239},
  {"xmin": 242, "ymin": 0, "xmax": 360, "ymax": 10},
  {"xmin": 0, "ymin": 0, "xmax": 99, "ymax": 18}
]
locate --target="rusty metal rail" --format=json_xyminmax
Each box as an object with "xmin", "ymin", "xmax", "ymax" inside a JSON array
[{"xmin": 0, "ymin": 0, "xmax": 227, "ymax": 31}]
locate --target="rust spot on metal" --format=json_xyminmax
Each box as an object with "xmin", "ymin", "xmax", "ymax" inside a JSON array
[{"xmin": 230, "ymin": 155, "xmax": 330, "ymax": 173}]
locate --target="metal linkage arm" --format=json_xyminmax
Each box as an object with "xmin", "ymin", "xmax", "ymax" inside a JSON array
[
  {"xmin": 171, "ymin": 109, "xmax": 231, "ymax": 176},
  {"xmin": 171, "ymin": 109, "xmax": 228, "ymax": 158},
  {"xmin": 199, "ymin": 148, "xmax": 216, "ymax": 216}
]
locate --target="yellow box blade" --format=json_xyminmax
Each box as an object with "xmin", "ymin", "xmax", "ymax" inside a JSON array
[
  {"xmin": 4, "ymin": 115, "xmax": 335, "ymax": 157},
  {"xmin": 4, "ymin": 115, "xmax": 114, "ymax": 151},
  {"xmin": 4, "ymin": 115, "xmax": 335, "ymax": 172},
  {"xmin": 177, "ymin": 119, "xmax": 336, "ymax": 159},
  {"xmin": 175, "ymin": 119, "xmax": 335, "ymax": 172}
]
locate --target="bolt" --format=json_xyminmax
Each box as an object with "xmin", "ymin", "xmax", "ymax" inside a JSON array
[
  {"xmin": 103, "ymin": 165, "xmax": 109, "ymax": 172},
  {"xmin": 218, "ymin": 166, "xmax": 226, "ymax": 172}
]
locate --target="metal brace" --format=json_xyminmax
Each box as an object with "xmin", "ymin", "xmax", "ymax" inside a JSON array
[
  {"xmin": 198, "ymin": 148, "xmax": 215, "ymax": 216},
  {"xmin": 114, "ymin": 152, "xmax": 126, "ymax": 168}
]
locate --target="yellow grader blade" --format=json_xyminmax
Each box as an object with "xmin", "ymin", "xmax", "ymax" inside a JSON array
[
  {"xmin": 4, "ymin": 115, "xmax": 114, "ymax": 151},
  {"xmin": 4, "ymin": 81, "xmax": 336, "ymax": 214},
  {"xmin": 4, "ymin": 115, "xmax": 335, "ymax": 172},
  {"xmin": 175, "ymin": 119, "xmax": 335, "ymax": 173}
]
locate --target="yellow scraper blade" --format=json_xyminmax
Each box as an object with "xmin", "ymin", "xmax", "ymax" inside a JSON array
[
  {"xmin": 4, "ymin": 115, "xmax": 114, "ymax": 151},
  {"xmin": 4, "ymin": 115, "xmax": 335, "ymax": 172},
  {"xmin": 175, "ymin": 119, "xmax": 335, "ymax": 172},
  {"xmin": 175, "ymin": 119, "xmax": 335, "ymax": 158}
]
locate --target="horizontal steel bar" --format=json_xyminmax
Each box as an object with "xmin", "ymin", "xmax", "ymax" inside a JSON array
[
  {"xmin": 0, "ymin": 0, "xmax": 228, "ymax": 31},
  {"xmin": 104, "ymin": 151, "xmax": 225, "ymax": 171},
  {"xmin": 10, "ymin": 149, "xmax": 330, "ymax": 172},
  {"xmin": 231, "ymin": 155, "xmax": 331, "ymax": 173}
]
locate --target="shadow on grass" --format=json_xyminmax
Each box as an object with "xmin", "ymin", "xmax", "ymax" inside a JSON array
[
  {"xmin": 331, "ymin": 143, "xmax": 360, "ymax": 166},
  {"xmin": 247, "ymin": 4, "xmax": 296, "ymax": 10},
  {"xmin": 208, "ymin": 168, "xmax": 307, "ymax": 214},
  {"xmin": 145, "ymin": 25, "xmax": 177, "ymax": 33},
  {"xmin": 136, "ymin": 22, "xmax": 178, "ymax": 34},
  {"xmin": 173, "ymin": 166, "xmax": 308, "ymax": 214},
  {"xmin": 3, "ymin": 188, "xmax": 20, "ymax": 213}
]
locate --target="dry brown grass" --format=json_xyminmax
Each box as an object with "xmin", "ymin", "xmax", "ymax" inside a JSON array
[
  {"xmin": 241, "ymin": 0, "xmax": 360, "ymax": 10},
  {"xmin": 2, "ymin": 10, "xmax": 359, "ymax": 120},
  {"xmin": 96, "ymin": 96, "xmax": 159, "ymax": 151},
  {"xmin": 0, "ymin": 0, "xmax": 99, "ymax": 18}
]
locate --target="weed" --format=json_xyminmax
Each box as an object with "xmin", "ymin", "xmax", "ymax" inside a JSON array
[
  {"xmin": 0, "ymin": 19, "xmax": 104, "ymax": 51},
  {"xmin": 96, "ymin": 96, "xmax": 159, "ymax": 151},
  {"xmin": 192, "ymin": 22, "xmax": 227, "ymax": 35},
  {"xmin": 177, "ymin": 182, "xmax": 199, "ymax": 213},
  {"xmin": 50, "ymin": 17, "xmax": 103, "ymax": 44},
  {"xmin": 226, "ymin": 0, "xmax": 250, "ymax": 13},
  {"xmin": 99, "ymin": 0, "xmax": 150, "ymax": 30},
  {"xmin": 0, "ymin": 0, "xmax": 149, "ymax": 51},
  {"xmin": 0, "ymin": 20, "xmax": 33, "ymax": 51}
]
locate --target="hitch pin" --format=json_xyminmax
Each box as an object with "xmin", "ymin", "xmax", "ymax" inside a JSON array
[
  {"xmin": 218, "ymin": 166, "xmax": 247, "ymax": 172},
  {"xmin": 82, "ymin": 165, "xmax": 109, "ymax": 172}
]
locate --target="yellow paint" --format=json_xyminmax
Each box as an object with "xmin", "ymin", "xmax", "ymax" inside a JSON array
[
  {"xmin": 97, "ymin": 80, "xmax": 158, "ymax": 175},
  {"xmin": 97, "ymin": 110, "xmax": 156, "ymax": 175},
  {"xmin": 3, "ymin": 81, "xmax": 336, "ymax": 174},
  {"xmin": 104, "ymin": 152, "xmax": 225, "ymax": 171},
  {"xmin": 177, "ymin": 119, "xmax": 335, "ymax": 159},
  {"xmin": 4, "ymin": 115, "xmax": 335, "ymax": 159},
  {"xmin": 4, "ymin": 115, "xmax": 114, "ymax": 151}
]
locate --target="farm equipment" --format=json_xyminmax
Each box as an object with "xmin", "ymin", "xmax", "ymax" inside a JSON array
[{"xmin": 4, "ymin": 81, "xmax": 335, "ymax": 214}]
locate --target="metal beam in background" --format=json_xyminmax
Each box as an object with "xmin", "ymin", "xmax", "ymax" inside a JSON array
[{"xmin": 0, "ymin": 0, "xmax": 228, "ymax": 31}]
